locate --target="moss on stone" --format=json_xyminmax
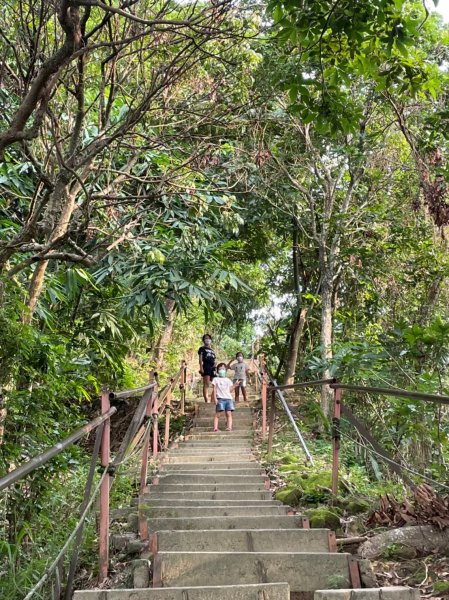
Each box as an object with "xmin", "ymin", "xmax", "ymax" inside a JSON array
[
  {"xmin": 306, "ymin": 507, "xmax": 341, "ymax": 530},
  {"xmin": 346, "ymin": 499, "xmax": 370, "ymax": 515},
  {"xmin": 275, "ymin": 485, "xmax": 303, "ymax": 506},
  {"xmin": 433, "ymin": 581, "xmax": 449, "ymax": 594}
]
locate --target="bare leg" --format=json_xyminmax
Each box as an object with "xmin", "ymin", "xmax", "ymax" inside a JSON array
[
  {"xmin": 214, "ymin": 412, "xmax": 222, "ymax": 431},
  {"xmin": 203, "ymin": 375, "xmax": 211, "ymax": 403},
  {"xmin": 226, "ymin": 410, "xmax": 233, "ymax": 431},
  {"xmin": 241, "ymin": 384, "xmax": 247, "ymax": 402},
  {"xmin": 235, "ymin": 384, "xmax": 240, "ymax": 403}
]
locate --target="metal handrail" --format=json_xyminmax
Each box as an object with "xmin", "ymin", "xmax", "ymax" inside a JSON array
[
  {"xmin": 109, "ymin": 381, "xmax": 157, "ymax": 400},
  {"xmin": 0, "ymin": 407, "xmax": 117, "ymax": 492},
  {"xmin": 1, "ymin": 359, "xmax": 188, "ymax": 600},
  {"xmin": 330, "ymin": 382, "xmax": 449, "ymax": 405},
  {"xmin": 269, "ymin": 377, "xmax": 314, "ymax": 464},
  {"xmin": 269, "ymin": 378, "xmax": 335, "ymax": 391}
]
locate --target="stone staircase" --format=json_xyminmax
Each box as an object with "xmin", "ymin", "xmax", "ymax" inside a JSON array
[{"xmin": 74, "ymin": 395, "xmax": 418, "ymax": 600}]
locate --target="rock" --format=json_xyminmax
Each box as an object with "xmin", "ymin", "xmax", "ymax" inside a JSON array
[
  {"xmin": 132, "ymin": 558, "xmax": 150, "ymax": 588},
  {"xmin": 347, "ymin": 499, "xmax": 370, "ymax": 515},
  {"xmin": 358, "ymin": 559, "xmax": 378, "ymax": 588},
  {"xmin": 275, "ymin": 486, "xmax": 303, "ymax": 506},
  {"xmin": 359, "ymin": 525, "xmax": 449, "ymax": 559},
  {"xmin": 306, "ymin": 508, "xmax": 341, "ymax": 530}
]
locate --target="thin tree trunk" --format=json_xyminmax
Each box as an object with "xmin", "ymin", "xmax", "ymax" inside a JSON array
[
  {"xmin": 284, "ymin": 307, "xmax": 308, "ymax": 385},
  {"xmin": 152, "ymin": 299, "xmax": 176, "ymax": 372},
  {"xmin": 320, "ymin": 249, "xmax": 334, "ymax": 417},
  {"xmin": 23, "ymin": 259, "xmax": 50, "ymax": 323}
]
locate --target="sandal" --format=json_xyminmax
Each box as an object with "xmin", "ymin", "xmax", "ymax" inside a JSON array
[
  {"xmin": 213, "ymin": 428, "xmax": 219, "ymax": 432},
  {"xmin": 226, "ymin": 426, "xmax": 233, "ymax": 431}
]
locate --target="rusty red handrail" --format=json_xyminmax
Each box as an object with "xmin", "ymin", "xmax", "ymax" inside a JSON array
[
  {"xmin": 0, "ymin": 407, "xmax": 116, "ymax": 493},
  {"xmin": 265, "ymin": 366, "xmax": 449, "ymax": 497},
  {"xmin": 3, "ymin": 358, "xmax": 188, "ymax": 600}
]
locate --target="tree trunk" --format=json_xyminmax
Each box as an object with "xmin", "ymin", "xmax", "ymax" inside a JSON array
[
  {"xmin": 23, "ymin": 259, "xmax": 50, "ymax": 323},
  {"xmin": 320, "ymin": 249, "xmax": 334, "ymax": 417},
  {"xmin": 151, "ymin": 299, "xmax": 176, "ymax": 372},
  {"xmin": 284, "ymin": 307, "xmax": 308, "ymax": 385}
]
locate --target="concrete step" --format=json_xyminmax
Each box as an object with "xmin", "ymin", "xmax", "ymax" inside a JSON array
[
  {"xmin": 161, "ymin": 465, "xmax": 262, "ymax": 474},
  {"xmin": 156, "ymin": 474, "xmax": 267, "ymax": 484},
  {"xmin": 152, "ymin": 528, "xmax": 331, "ymax": 553},
  {"xmin": 194, "ymin": 418, "xmax": 254, "ymax": 425},
  {"xmin": 153, "ymin": 552, "xmax": 352, "ymax": 591},
  {"xmin": 131, "ymin": 499, "xmax": 281, "ymax": 507},
  {"xmin": 314, "ymin": 589, "xmax": 419, "ymax": 600},
  {"xmin": 169, "ymin": 447, "xmax": 253, "ymax": 454},
  {"xmin": 128, "ymin": 514, "xmax": 307, "ymax": 532},
  {"xmin": 74, "ymin": 583, "xmax": 290, "ymax": 600},
  {"xmin": 186, "ymin": 433, "xmax": 252, "ymax": 440},
  {"xmin": 122, "ymin": 505, "xmax": 290, "ymax": 521},
  {"xmin": 149, "ymin": 483, "xmax": 268, "ymax": 492},
  {"xmin": 179, "ymin": 440, "xmax": 252, "ymax": 446},
  {"xmin": 190, "ymin": 427, "xmax": 253, "ymax": 433},
  {"xmin": 165, "ymin": 455, "xmax": 256, "ymax": 463},
  {"xmin": 144, "ymin": 490, "xmax": 273, "ymax": 500}
]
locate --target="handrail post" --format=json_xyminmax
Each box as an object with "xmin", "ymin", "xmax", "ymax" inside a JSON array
[
  {"xmin": 180, "ymin": 360, "xmax": 187, "ymax": 414},
  {"xmin": 261, "ymin": 355, "xmax": 267, "ymax": 438},
  {"xmin": 164, "ymin": 386, "xmax": 172, "ymax": 450},
  {"xmin": 138, "ymin": 387, "xmax": 154, "ymax": 541},
  {"xmin": 99, "ymin": 387, "xmax": 110, "ymax": 582},
  {"xmin": 152, "ymin": 387, "xmax": 159, "ymax": 459},
  {"xmin": 268, "ymin": 389, "xmax": 276, "ymax": 453},
  {"xmin": 331, "ymin": 385, "xmax": 342, "ymax": 498}
]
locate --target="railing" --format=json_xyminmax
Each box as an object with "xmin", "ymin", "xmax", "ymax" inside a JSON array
[
  {"xmin": 252, "ymin": 354, "xmax": 314, "ymax": 464},
  {"xmin": 0, "ymin": 360, "xmax": 187, "ymax": 600},
  {"xmin": 266, "ymin": 375, "xmax": 449, "ymax": 498}
]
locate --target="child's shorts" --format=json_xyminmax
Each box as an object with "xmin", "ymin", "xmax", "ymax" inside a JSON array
[
  {"xmin": 233, "ymin": 379, "xmax": 246, "ymax": 387},
  {"xmin": 216, "ymin": 398, "xmax": 235, "ymax": 412}
]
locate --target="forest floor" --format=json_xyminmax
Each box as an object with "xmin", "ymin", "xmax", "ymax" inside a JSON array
[{"xmin": 253, "ymin": 393, "xmax": 449, "ymax": 599}]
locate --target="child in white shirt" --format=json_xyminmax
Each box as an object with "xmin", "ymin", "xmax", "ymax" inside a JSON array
[{"xmin": 211, "ymin": 362, "xmax": 241, "ymax": 431}]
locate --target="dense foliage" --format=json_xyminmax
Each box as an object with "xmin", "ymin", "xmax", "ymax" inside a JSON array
[{"xmin": 1, "ymin": 0, "xmax": 449, "ymax": 597}]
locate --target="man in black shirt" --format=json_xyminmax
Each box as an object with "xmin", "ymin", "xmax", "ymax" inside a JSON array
[{"xmin": 198, "ymin": 334, "xmax": 216, "ymax": 403}]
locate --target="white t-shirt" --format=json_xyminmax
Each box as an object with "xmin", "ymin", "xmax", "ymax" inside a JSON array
[
  {"xmin": 212, "ymin": 377, "xmax": 233, "ymax": 400},
  {"xmin": 231, "ymin": 362, "xmax": 248, "ymax": 381}
]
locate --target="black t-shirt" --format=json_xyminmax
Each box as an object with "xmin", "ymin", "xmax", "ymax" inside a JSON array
[{"xmin": 198, "ymin": 346, "xmax": 216, "ymax": 368}]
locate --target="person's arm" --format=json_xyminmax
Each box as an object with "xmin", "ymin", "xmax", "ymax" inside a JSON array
[
  {"xmin": 198, "ymin": 348, "xmax": 204, "ymax": 375},
  {"xmin": 211, "ymin": 381, "xmax": 217, "ymax": 404},
  {"xmin": 231, "ymin": 379, "xmax": 243, "ymax": 391},
  {"xmin": 227, "ymin": 360, "xmax": 236, "ymax": 370}
]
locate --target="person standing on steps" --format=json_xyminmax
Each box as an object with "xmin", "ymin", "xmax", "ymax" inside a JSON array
[
  {"xmin": 211, "ymin": 363, "xmax": 241, "ymax": 431},
  {"xmin": 227, "ymin": 352, "xmax": 250, "ymax": 402},
  {"xmin": 198, "ymin": 334, "xmax": 216, "ymax": 403}
]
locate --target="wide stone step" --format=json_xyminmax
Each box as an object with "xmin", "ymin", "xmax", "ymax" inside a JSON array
[
  {"xmin": 179, "ymin": 440, "xmax": 252, "ymax": 446},
  {"xmin": 152, "ymin": 528, "xmax": 331, "ymax": 553},
  {"xmin": 194, "ymin": 418, "xmax": 254, "ymax": 426},
  {"xmin": 314, "ymin": 589, "xmax": 419, "ymax": 600},
  {"xmin": 186, "ymin": 435, "xmax": 253, "ymax": 442},
  {"xmin": 149, "ymin": 483, "xmax": 268, "ymax": 492},
  {"xmin": 145, "ymin": 490, "xmax": 273, "ymax": 500},
  {"xmin": 161, "ymin": 465, "xmax": 262, "ymax": 474},
  {"xmin": 123, "ymin": 505, "xmax": 290, "ymax": 521},
  {"xmin": 131, "ymin": 499, "xmax": 281, "ymax": 507},
  {"xmin": 169, "ymin": 450, "xmax": 254, "ymax": 460},
  {"xmin": 165, "ymin": 455, "xmax": 256, "ymax": 463},
  {"xmin": 128, "ymin": 514, "xmax": 307, "ymax": 532},
  {"xmin": 153, "ymin": 552, "xmax": 352, "ymax": 592},
  {"xmin": 190, "ymin": 426, "xmax": 253, "ymax": 433},
  {"xmin": 156, "ymin": 474, "xmax": 266, "ymax": 484},
  {"xmin": 74, "ymin": 583, "xmax": 290, "ymax": 599}
]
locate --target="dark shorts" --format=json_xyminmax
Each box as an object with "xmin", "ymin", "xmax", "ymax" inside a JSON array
[
  {"xmin": 202, "ymin": 365, "xmax": 215, "ymax": 378},
  {"xmin": 216, "ymin": 398, "xmax": 235, "ymax": 413}
]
